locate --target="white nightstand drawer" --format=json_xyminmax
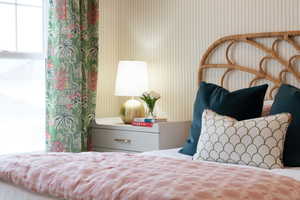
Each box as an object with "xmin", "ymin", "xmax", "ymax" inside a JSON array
[
  {"xmin": 90, "ymin": 118, "xmax": 191, "ymax": 153},
  {"xmin": 91, "ymin": 129, "xmax": 159, "ymax": 152}
]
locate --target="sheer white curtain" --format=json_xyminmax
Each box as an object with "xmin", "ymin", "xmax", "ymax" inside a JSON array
[
  {"xmin": 0, "ymin": 0, "xmax": 45, "ymax": 154},
  {"xmin": 0, "ymin": 59, "xmax": 45, "ymax": 154}
]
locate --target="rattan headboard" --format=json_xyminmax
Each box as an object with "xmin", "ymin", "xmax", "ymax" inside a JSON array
[{"xmin": 199, "ymin": 31, "xmax": 300, "ymax": 99}]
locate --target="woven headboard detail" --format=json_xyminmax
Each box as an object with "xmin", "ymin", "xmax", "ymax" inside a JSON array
[{"xmin": 199, "ymin": 31, "xmax": 300, "ymax": 99}]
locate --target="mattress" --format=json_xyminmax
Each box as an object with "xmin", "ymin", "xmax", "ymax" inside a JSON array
[{"xmin": 1, "ymin": 149, "xmax": 300, "ymax": 200}]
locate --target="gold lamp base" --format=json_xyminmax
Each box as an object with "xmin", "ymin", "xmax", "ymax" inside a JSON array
[{"xmin": 120, "ymin": 99, "xmax": 145, "ymax": 124}]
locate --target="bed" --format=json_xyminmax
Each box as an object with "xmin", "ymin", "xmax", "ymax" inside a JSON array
[
  {"xmin": 1, "ymin": 30, "xmax": 300, "ymax": 200},
  {"xmin": 1, "ymin": 149, "xmax": 300, "ymax": 200}
]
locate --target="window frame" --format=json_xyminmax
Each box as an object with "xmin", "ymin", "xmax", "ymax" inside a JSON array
[{"xmin": 0, "ymin": 0, "xmax": 47, "ymax": 60}]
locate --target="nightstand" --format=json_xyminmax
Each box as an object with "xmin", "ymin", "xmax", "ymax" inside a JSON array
[{"xmin": 90, "ymin": 118, "xmax": 191, "ymax": 153}]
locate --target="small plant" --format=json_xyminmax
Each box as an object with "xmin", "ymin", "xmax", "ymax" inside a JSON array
[{"xmin": 140, "ymin": 91, "xmax": 160, "ymax": 118}]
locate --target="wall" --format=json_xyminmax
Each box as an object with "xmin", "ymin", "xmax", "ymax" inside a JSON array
[
  {"xmin": 96, "ymin": 0, "xmax": 300, "ymax": 120},
  {"xmin": 96, "ymin": 0, "xmax": 120, "ymax": 117}
]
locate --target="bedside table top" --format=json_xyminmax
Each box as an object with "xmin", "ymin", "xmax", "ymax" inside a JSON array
[
  {"xmin": 95, "ymin": 117, "xmax": 125, "ymax": 125},
  {"xmin": 92, "ymin": 117, "xmax": 160, "ymax": 133},
  {"xmin": 91, "ymin": 117, "xmax": 190, "ymax": 133}
]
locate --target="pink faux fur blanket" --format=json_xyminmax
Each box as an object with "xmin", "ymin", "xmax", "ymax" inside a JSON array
[{"xmin": 0, "ymin": 152, "xmax": 299, "ymax": 200}]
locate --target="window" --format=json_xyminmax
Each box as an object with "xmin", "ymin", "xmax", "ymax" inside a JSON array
[{"xmin": 0, "ymin": 0, "xmax": 46, "ymax": 154}]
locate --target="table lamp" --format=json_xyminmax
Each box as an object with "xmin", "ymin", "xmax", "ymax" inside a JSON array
[{"xmin": 115, "ymin": 61, "xmax": 149, "ymax": 124}]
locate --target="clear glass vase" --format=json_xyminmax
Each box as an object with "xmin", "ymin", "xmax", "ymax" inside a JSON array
[{"xmin": 147, "ymin": 105, "xmax": 156, "ymax": 119}]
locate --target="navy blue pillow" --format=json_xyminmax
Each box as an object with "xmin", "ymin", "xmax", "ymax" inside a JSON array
[
  {"xmin": 179, "ymin": 82, "xmax": 268, "ymax": 156},
  {"xmin": 270, "ymin": 84, "xmax": 300, "ymax": 166}
]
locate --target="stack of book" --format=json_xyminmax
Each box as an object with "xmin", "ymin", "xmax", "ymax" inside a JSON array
[{"xmin": 131, "ymin": 118, "xmax": 167, "ymax": 127}]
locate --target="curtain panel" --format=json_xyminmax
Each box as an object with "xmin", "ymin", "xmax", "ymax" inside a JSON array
[{"xmin": 46, "ymin": 0, "xmax": 99, "ymax": 152}]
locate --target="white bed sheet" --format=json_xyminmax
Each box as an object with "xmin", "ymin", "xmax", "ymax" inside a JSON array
[{"xmin": 1, "ymin": 149, "xmax": 300, "ymax": 200}]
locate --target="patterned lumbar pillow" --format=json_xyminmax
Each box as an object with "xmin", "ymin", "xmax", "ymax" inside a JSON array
[{"xmin": 193, "ymin": 109, "xmax": 291, "ymax": 169}]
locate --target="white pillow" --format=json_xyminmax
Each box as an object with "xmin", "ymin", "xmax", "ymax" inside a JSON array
[
  {"xmin": 193, "ymin": 109, "xmax": 291, "ymax": 169},
  {"xmin": 262, "ymin": 100, "xmax": 273, "ymax": 116}
]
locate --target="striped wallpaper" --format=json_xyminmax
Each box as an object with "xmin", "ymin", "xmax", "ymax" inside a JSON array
[{"xmin": 96, "ymin": 0, "xmax": 300, "ymax": 121}]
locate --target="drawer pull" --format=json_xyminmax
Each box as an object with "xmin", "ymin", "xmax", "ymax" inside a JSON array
[{"xmin": 114, "ymin": 138, "xmax": 131, "ymax": 144}]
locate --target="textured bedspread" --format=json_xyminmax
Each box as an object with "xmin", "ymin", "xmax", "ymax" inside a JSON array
[{"xmin": 0, "ymin": 152, "xmax": 300, "ymax": 200}]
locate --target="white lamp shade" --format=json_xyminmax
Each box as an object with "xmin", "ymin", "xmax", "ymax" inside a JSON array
[{"xmin": 115, "ymin": 61, "xmax": 149, "ymax": 96}]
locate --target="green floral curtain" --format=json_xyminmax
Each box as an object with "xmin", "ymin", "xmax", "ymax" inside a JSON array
[{"xmin": 46, "ymin": 0, "xmax": 99, "ymax": 152}]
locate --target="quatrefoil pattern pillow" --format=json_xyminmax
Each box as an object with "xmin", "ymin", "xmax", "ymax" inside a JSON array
[{"xmin": 193, "ymin": 109, "xmax": 291, "ymax": 169}]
